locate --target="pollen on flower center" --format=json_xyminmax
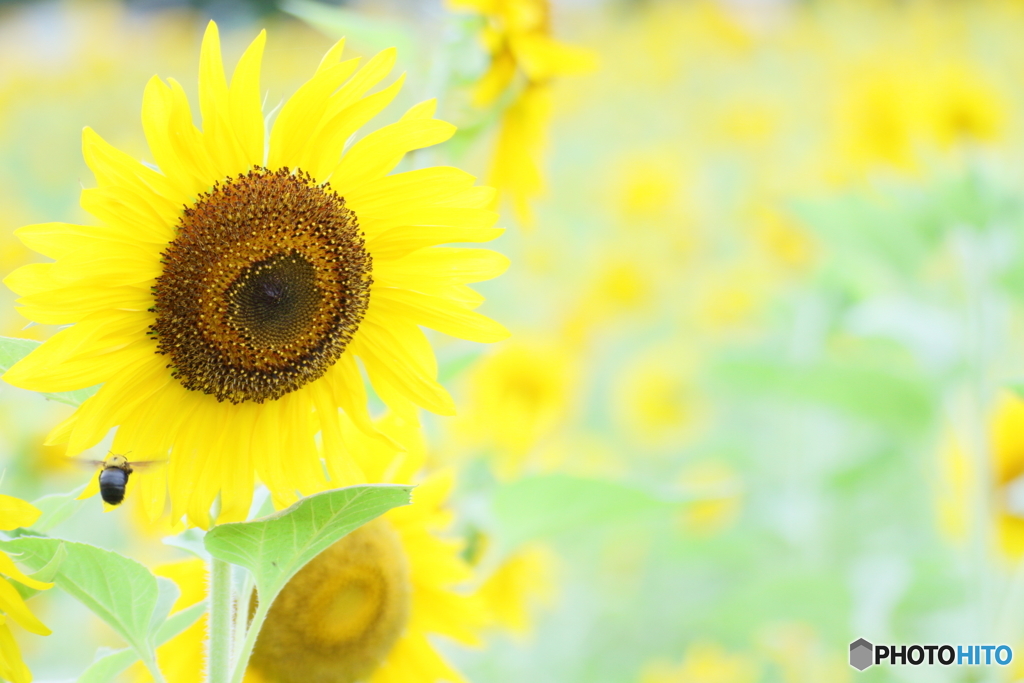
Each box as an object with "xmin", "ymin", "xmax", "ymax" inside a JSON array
[
  {"xmin": 250, "ymin": 519, "xmax": 411, "ymax": 683},
  {"xmin": 151, "ymin": 167, "xmax": 372, "ymax": 404}
]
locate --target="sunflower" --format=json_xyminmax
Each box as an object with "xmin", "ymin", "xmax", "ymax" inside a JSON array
[
  {"xmin": 448, "ymin": 0, "xmax": 594, "ymax": 224},
  {"xmin": 449, "ymin": 339, "xmax": 575, "ymax": 478},
  {"xmin": 0, "ymin": 495, "xmax": 52, "ymax": 683},
  {"xmin": 4, "ymin": 23, "xmax": 509, "ymax": 528},
  {"xmin": 137, "ymin": 413, "xmax": 485, "ymax": 683},
  {"xmin": 938, "ymin": 392, "xmax": 1024, "ymax": 558}
]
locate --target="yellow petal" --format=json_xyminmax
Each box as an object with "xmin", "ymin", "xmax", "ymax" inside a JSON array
[
  {"xmin": 304, "ymin": 74, "xmax": 407, "ymax": 182},
  {"xmin": 0, "ymin": 497, "xmax": 40, "ymax": 531},
  {"xmin": 373, "ymin": 288, "xmax": 510, "ymax": 343},
  {"xmin": 0, "ymin": 620, "xmax": 32, "ymax": 683},
  {"xmin": 228, "ymin": 30, "xmax": 267, "ymax": 166},
  {"xmin": 331, "ymin": 117, "xmax": 456, "ymax": 191},
  {"xmin": 353, "ymin": 319, "xmax": 455, "ymax": 415},
  {"xmin": 346, "ymin": 167, "xmax": 478, "ymax": 218},
  {"xmin": 0, "ymin": 553, "xmax": 52, "ymax": 592},
  {"xmin": 268, "ymin": 58, "xmax": 362, "ymax": 169},
  {"xmin": 373, "ymin": 247, "xmax": 509, "ymax": 288},
  {"xmin": 0, "ymin": 578, "xmax": 50, "ymax": 635}
]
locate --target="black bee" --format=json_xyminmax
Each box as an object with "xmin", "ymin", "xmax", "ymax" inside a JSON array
[
  {"xmin": 78, "ymin": 453, "xmax": 162, "ymax": 507},
  {"xmin": 97, "ymin": 454, "xmax": 133, "ymax": 506}
]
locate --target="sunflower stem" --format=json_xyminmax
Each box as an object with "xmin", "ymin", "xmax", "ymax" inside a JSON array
[
  {"xmin": 208, "ymin": 556, "xmax": 233, "ymax": 683},
  {"xmin": 228, "ymin": 596, "xmax": 272, "ymax": 683},
  {"xmin": 231, "ymin": 567, "xmax": 254, "ymax": 662}
]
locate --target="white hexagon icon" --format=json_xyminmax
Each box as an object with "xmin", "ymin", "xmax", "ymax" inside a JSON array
[{"xmin": 850, "ymin": 638, "xmax": 873, "ymax": 671}]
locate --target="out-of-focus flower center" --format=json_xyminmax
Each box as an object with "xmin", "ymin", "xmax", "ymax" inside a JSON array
[
  {"xmin": 151, "ymin": 167, "xmax": 372, "ymax": 404},
  {"xmin": 250, "ymin": 519, "xmax": 411, "ymax": 683}
]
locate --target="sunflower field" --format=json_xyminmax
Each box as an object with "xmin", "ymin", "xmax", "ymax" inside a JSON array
[{"xmin": 2, "ymin": 0, "xmax": 1024, "ymax": 681}]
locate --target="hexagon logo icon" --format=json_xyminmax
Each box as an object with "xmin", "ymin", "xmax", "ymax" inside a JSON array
[{"xmin": 850, "ymin": 638, "xmax": 873, "ymax": 671}]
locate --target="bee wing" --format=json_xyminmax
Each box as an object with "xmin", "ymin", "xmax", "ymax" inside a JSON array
[
  {"xmin": 71, "ymin": 459, "xmax": 108, "ymax": 469},
  {"xmin": 128, "ymin": 460, "xmax": 168, "ymax": 469}
]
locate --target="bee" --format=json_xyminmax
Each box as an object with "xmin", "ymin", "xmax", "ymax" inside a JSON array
[
  {"xmin": 97, "ymin": 454, "xmax": 133, "ymax": 506},
  {"xmin": 79, "ymin": 453, "xmax": 162, "ymax": 506}
]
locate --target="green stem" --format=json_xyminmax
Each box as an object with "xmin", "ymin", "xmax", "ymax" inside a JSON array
[
  {"xmin": 231, "ymin": 569, "xmax": 255, "ymax": 668},
  {"xmin": 141, "ymin": 652, "xmax": 168, "ymax": 683},
  {"xmin": 956, "ymin": 229, "xmax": 998, "ymax": 664},
  {"xmin": 228, "ymin": 597, "xmax": 271, "ymax": 683},
  {"xmin": 207, "ymin": 557, "xmax": 233, "ymax": 683}
]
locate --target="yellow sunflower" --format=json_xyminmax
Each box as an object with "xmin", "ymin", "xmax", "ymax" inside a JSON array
[
  {"xmin": 0, "ymin": 495, "xmax": 52, "ymax": 683},
  {"xmin": 448, "ymin": 0, "xmax": 594, "ymax": 224},
  {"xmin": 138, "ymin": 413, "xmax": 485, "ymax": 683},
  {"xmin": 938, "ymin": 392, "xmax": 1024, "ymax": 558},
  {"xmin": 449, "ymin": 339, "xmax": 576, "ymax": 478},
  {"xmin": 3, "ymin": 23, "xmax": 509, "ymax": 528}
]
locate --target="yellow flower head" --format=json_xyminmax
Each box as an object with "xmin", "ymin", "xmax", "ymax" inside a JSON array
[
  {"xmin": 0, "ymin": 495, "xmax": 52, "ymax": 683},
  {"xmin": 4, "ymin": 23, "xmax": 510, "ymax": 528}
]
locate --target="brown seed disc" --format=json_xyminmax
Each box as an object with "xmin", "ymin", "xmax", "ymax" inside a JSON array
[{"xmin": 150, "ymin": 167, "xmax": 371, "ymax": 404}]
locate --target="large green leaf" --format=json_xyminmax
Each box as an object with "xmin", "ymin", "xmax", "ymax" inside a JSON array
[
  {"xmin": 204, "ymin": 484, "xmax": 412, "ymax": 601},
  {"xmin": 0, "ymin": 537, "xmax": 167, "ymax": 665},
  {"xmin": 0, "ymin": 336, "xmax": 99, "ymax": 406},
  {"xmin": 493, "ymin": 474, "xmax": 680, "ymax": 549}
]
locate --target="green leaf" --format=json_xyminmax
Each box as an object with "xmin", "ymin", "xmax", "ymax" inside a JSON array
[
  {"xmin": 204, "ymin": 484, "xmax": 411, "ymax": 601},
  {"xmin": 493, "ymin": 474, "xmax": 679, "ymax": 549},
  {"xmin": 163, "ymin": 527, "xmax": 210, "ymax": 561},
  {"xmin": 0, "ymin": 336, "xmax": 100, "ymax": 406},
  {"xmin": 77, "ymin": 600, "xmax": 206, "ymax": 683},
  {"xmin": 38, "ymin": 385, "xmax": 101, "ymax": 408},
  {"xmin": 715, "ymin": 356, "xmax": 934, "ymax": 432},
  {"xmin": 0, "ymin": 537, "xmax": 165, "ymax": 662},
  {"xmin": 31, "ymin": 484, "xmax": 88, "ymax": 533},
  {"xmin": 0, "ymin": 337, "xmax": 38, "ymax": 370},
  {"xmin": 149, "ymin": 578, "xmax": 180, "ymax": 636}
]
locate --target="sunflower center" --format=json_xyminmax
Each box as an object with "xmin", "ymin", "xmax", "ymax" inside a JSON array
[
  {"xmin": 151, "ymin": 167, "xmax": 371, "ymax": 404},
  {"xmin": 228, "ymin": 252, "xmax": 321, "ymax": 346},
  {"xmin": 250, "ymin": 519, "xmax": 411, "ymax": 683}
]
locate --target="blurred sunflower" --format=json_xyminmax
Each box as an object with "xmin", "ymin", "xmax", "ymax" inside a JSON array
[
  {"xmin": 937, "ymin": 392, "xmax": 1024, "ymax": 558},
  {"xmin": 474, "ymin": 543, "xmax": 555, "ymax": 637},
  {"xmin": 640, "ymin": 641, "xmax": 759, "ymax": 683},
  {"xmin": 4, "ymin": 22, "xmax": 509, "ymax": 528},
  {"xmin": 0, "ymin": 495, "xmax": 52, "ymax": 683},
  {"xmin": 449, "ymin": 0, "xmax": 594, "ymax": 224},
  {"xmin": 450, "ymin": 340, "xmax": 576, "ymax": 478},
  {"xmin": 140, "ymin": 413, "xmax": 486, "ymax": 683}
]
